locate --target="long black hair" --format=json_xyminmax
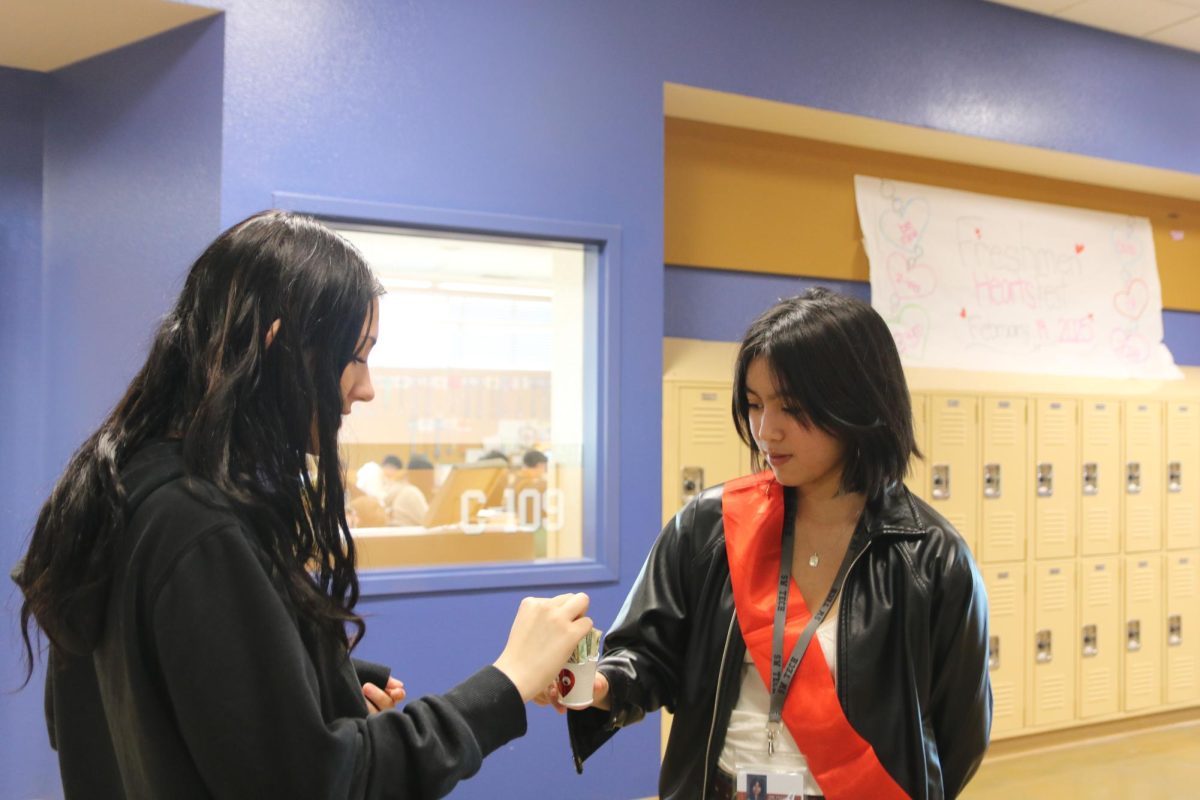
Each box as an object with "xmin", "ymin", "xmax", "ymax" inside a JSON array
[
  {"xmin": 732, "ymin": 287, "xmax": 920, "ymax": 499},
  {"xmin": 17, "ymin": 210, "xmax": 383, "ymax": 678}
]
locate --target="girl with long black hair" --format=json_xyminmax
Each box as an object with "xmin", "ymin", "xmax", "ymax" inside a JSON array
[{"xmin": 15, "ymin": 210, "xmax": 591, "ymax": 799}]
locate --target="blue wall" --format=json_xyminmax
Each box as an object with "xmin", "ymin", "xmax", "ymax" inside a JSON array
[
  {"xmin": 3, "ymin": 1, "xmax": 1200, "ymax": 797},
  {"xmin": 0, "ymin": 66, "xmax": 55, "ymax": 800},
  {"xmin": 665, "ymin": 266, "xmax": 1200, "ymax": 368}
]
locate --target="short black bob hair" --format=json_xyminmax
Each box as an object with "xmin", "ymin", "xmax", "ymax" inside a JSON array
[{"xmin": 732, "ymin": 287, "xmax": 920, "ymax": 500}]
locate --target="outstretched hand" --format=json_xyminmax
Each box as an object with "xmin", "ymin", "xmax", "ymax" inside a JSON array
[
  {"xmin": 532, "ymin": 670, "xmax": 610, "ymax": 713},
  {"xmin": 493, "ymin": 593, "xmax": 594, "ymax": 702}
]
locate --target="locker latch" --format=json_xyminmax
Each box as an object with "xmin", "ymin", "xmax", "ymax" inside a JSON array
[
  {"xmin": 1127, "ymin": 620, "xmax": 1142, "ymax": 652},
  {"xmin": 1168, "ymin": 461, "xmax": 1183, "ymax": 493},
  {"xmin": 1082, "ymin": 462, "xmax": 1099, "ymax": 496},
  {"xmin": 1169, "ymin": 614, "xmax": 1183, "ymax": 647},
  {"xmin": 988, "ymin": 635, "xmax": 1000, "ymax": 671},
  {"xmin": 681, "ymin": 466, "xmax": 704, "ymax": 506},
  {"xmin": 1126, "ymin": 462, "xmax": 1141, "ymax": 494},
  {"xmin": 1036, "ymin": 463, "xmax": 1054, "ymax": 498},
  {"xmin": 1081, "ymin": 624, "xmax": 1098, "ymax": 658},
  {"xmin": 1035, "ymin": 629, "xmax": 1053, "ymax": 664},
  {"xmin": 931, "ymin": 464, "xmax": 951, "ymax": 501},
  {"xmin": 983, "ymin": 463, "xmax": 1001, "ymax": 499}
]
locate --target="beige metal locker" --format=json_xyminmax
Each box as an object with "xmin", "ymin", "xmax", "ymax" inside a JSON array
[
  {"xmin": 1078, "ymin": 557, "xmax": 1120, "ymax": 720},
  {"xmin": 980, "ymin": 397, "xmax": 1026, "ymax": 564},
  {"xmin": 1123, "ymin": 401, "xmax": 1163, "ymax": 553},
  {"xmin": 1124, "ymin": 555, "xmax": 1163, "ymax": 711},
  {"xmin": 985, "ymin": 564, "xmax": 1025, "ymax": 737},
  {"xmin": 1165, "ymin": 551, "xmax": 1200, "ymax": 705},
  {"xmin": 908, "ymin": 393, "xmax": 929, "ymax": 502},
  {"xmin": 1080, "ymin": 400, "xmax": 1121, "ymax": 556},
  {"xmin": 929, "ymin": 395, "xmax": 979, "ymax": 555},
  {"xmin": 1166, "ymin": 403, "xmax": 1200, "ymax": 551},
  {"xmin": 665, "ymin": 384, "xmax": 744, "ymax": 517},
  {"xmin": 1034, "ymin": 398, "xmax": 1078, "ymax": 560},
  {"xmin": 1030, "ymin": 560, "xmax": 1076, "ymax": 727}
]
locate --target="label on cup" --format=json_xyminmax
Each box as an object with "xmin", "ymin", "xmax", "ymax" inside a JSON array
[{"xmin": 558, "ymin": 628, "xmax": 602, "ymax": 708}]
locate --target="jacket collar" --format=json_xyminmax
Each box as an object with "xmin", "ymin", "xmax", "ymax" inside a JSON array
[{"xmin": 862, "ymin": 485, "xmax": 927, "ymax": 538}]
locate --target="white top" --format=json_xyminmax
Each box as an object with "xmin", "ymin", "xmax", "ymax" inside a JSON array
[{"xmin": 716, "ymin": 602, "xmax": 838, "ymax": 796}]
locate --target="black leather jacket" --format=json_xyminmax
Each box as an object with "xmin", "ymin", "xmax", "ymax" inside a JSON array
[{"xmin": 569, "ymin": 482, "xmax": 991, "ymax": 800}]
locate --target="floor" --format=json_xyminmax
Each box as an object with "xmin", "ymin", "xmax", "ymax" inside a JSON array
[{"xmin": 963, "ymin": 721, "xmax": 1200, "ymax": 799}]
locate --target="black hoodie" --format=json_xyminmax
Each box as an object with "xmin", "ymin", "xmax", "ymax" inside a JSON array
[{"xmin": 35, "ymin": 440, "xmax": 525, "ymax": 799}]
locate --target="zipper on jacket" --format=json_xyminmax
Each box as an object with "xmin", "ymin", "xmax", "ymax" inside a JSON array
[{"xmin": 702, "ymin": 612, "xmax": 738, "ymax": 799}]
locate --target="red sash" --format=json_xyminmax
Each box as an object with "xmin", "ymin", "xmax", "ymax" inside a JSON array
[{"xmin": 722, "ymin": 472, "xmax": 907, "ymax": 800}]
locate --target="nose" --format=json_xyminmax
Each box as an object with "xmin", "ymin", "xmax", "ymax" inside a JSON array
[{"xmin": 754, "ymin": 406, "xmax": 782, "ymax": 443}]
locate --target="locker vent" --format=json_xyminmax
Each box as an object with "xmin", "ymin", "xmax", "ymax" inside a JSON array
[
  {"xmin": 940, "ymin": 411, "xmax": 969, "ymax": 446},
  {"xmin": 991, "ymin": 581, "xmax": 1017, "ymax": 616},
  {"xmin": 1039, "ymin": 674, "xmax": 1067, "ymax": 711},
  {"xmin": 1039, "ymin": 508, "xmax": 1069, "ymax": 548},
  {"xmin": 1085, "ymin": 571, "xmax": 1115, "ymax": 607},
  {"xmin": 1041, "ymin": 576, "xmax": 1069, "ymax": 611},
  {"xmin": 688, "ymin": 404, "xmax": 730, "ymax": 445},
  {"xmin": 993, "ymin": 683, "xmax": 1016, "ymax": 718},
  {"xmin": 1171, "ymin": 657, "xmax": 1196, "ymax": 694},
  {"xmin": 1129, "ymin": 663, "xmax": 1156, "ymax": 696},
  {"xmin": 988, "ymin": 513, "xmax": 1019, "ymax": 551},
  {"xmin": 1084, "ymin": 669, "xmax": 1114, "ymax": 704},
  {"xmin": 989, "ymin": 412, "xmax": 1019, "ymax": 446},
  {"xmin": 1131, "ymin": 570, "xmax": 1155, "ymax": 604},
  {"xmin": 1040, "ymin": 409, "xmax": 1070, "ymax": 446},
  {"xmin": 1169, "ymin": 505, "xmax": 1197, "ymax": 536}
]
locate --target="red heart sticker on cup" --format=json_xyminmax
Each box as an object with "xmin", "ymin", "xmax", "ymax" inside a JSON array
[{"xmin": 557, "ymin": 668, "xmax": 575, "ymax": 696}]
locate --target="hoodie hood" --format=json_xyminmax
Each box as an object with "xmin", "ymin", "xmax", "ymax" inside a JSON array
[{"xmin": 13, "ymin": 440, "xmax": 186, "ymax": 656}]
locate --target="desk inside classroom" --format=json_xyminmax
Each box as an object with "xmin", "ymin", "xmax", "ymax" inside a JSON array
[{"xmin": 351, "ymin": 525, "xmax": 536, "ymax": 568}]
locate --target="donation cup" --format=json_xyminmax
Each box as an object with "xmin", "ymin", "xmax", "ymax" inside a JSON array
[{"xmin": 557, "ymin": 628, "xmax": 602, "ymax": 709}]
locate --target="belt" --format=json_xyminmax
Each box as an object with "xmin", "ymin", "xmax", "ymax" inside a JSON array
[{"xmin": 710, "ymin": 769, "xmax": 823, "ymax": 800}]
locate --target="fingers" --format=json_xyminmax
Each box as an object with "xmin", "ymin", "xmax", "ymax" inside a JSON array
[{"xmin": 362, "ymin": 682, "xmax": 394, "ymax": 714}]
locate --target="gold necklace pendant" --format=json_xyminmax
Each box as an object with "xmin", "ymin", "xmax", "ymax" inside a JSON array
[{"xmin": 808, "ymin": 552, "xmax": 820, "ymax": 568}]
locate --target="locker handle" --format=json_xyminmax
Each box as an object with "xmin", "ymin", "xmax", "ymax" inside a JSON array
[
  {"xmin": 1126, "ymin": 462, "xmax": 1141, "ymax": 495},
  {"xmin": 1081, "ymin": 624, "xmax": 1098, "ymax": 658},
  {"xmin": 681, "ymin": 466, "xmax": 704, "ymax": 506},
  {"xmin": 1036, "ymin": 463, "xmax": 1053, "ymax": 498},
  {"xmin": 983, "ymin": 463, "xmax": 1001, "ymax": 499},
  {"xmin": 1082, "ymin": 462, "xmax": 1099, "ymax": 496},
  {"xmin": 1169, "ymin": 614, "xmax": 1183, "ymax": 647},
  {"xmin": 1035, "ymin": 629, "xmax": 1053, "ymax": 664},
  {"xmin": 1168, "ymin": 461, "xmax": 1182, "ymax": 494},
  {"xmin": 932, "ymin": 464, "xmax": 951, "ymax": 501},
  {"xmin": 988, "ymin": 635, "xmax": 1000, "ymax": 671},
  {"xmin": 1127, "ymin": 620, "xmax": 1142, "ymax": 652}
]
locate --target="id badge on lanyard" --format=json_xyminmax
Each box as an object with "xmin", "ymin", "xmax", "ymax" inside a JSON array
[{"xmin": 735, "ymin": 765, "xmax": 814, "ymax": 799}]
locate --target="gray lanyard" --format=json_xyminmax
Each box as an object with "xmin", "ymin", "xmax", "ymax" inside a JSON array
[{"xmin": 766, "ymin": 498, "xmax": 861, "ymax": 756}]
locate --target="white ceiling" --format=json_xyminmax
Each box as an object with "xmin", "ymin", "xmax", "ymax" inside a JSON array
[
  {"xmin": 986, "ymin": 0, "xmax": 1200, "ymax": 54},
  {"xmin": 0, "ymin": 0, "xmax": 217, "ymax": 72}
]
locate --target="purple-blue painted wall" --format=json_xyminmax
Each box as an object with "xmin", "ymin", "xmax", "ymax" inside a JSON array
[
  {"xmin": 0, "ymin": 19, "xmax": 224, "ymax": 800},
  {"xmin": 0, "ymin": 66, "xmax": 56, "ymax": 800},
  {"xmin": 4, "ymin": 1, "xmax": 1200, "ymax": 797},
  {"xmin": 665, "ymin": 266, "xmax": 1200, "ymax": 367}
]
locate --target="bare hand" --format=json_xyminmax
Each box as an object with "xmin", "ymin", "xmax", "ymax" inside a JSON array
[
  {"xmin": 532, "ymin": 670, "xmax": 610, "ymax": 714},
  {"xmin": 493, "ymin": 593, "xmax": 593, "ymax": 702},
  {"xmin": 363, "ymin": 676, "xmax": 407, "ymax": 714}
]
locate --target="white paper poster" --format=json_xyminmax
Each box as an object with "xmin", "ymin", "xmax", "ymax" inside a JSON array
[{"xmin": 854, "ymin": 175, "xmax": 1180, "ymax": 379}]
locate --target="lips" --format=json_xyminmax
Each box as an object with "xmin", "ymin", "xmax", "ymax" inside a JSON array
[{"xmin": 766, "ymin": 453, "xmax": 792, "ymax": 467}]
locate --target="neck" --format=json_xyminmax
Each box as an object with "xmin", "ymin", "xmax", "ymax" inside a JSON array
[{"xmin": 794, "ymin": 486, "xmax": 866, "ymax": 530}]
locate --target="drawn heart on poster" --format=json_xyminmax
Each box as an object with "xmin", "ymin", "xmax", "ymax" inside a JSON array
[
  {"xmin": 886, "ymin": 252, "xmax": 937, "ymax": 299},
  {"xmin": 880, "ymin": 198, "xmax": 930, "ymax": 252},
  {"xmin": 1110, "ymin": 328, "xmax": 1151, "ymax": 363},
  {"xmin": 886, "ymin": 305, "xmax": 931, "ymax": 360},
  {"xmin": 557, "ymin": 668, "xmax": 575, "ymax": 697},
  {"xmin": 1113, "ymin": 279, "xmax": 1149, "ymax": 320}
]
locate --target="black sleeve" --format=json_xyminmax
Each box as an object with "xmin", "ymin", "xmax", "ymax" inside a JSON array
[
  {"xmin": 353, "ymin": 658, "xmax": 392, "ymax": 690},
  {"xmin": 568, "ymin": 499, "xmax": 701, "ymax": 769},
  {"xmin": 151, "ymin": 524, "xmax": 526, "ymax": 800},
  {"xmin": 928, "ymin": 536, "xmax": 993, "ymax": 798}
]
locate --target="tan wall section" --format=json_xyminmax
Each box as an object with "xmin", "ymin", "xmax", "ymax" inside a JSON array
[{"xmin": 664, "ymin": 118, "xmax": 1200, "ymax": 311}]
